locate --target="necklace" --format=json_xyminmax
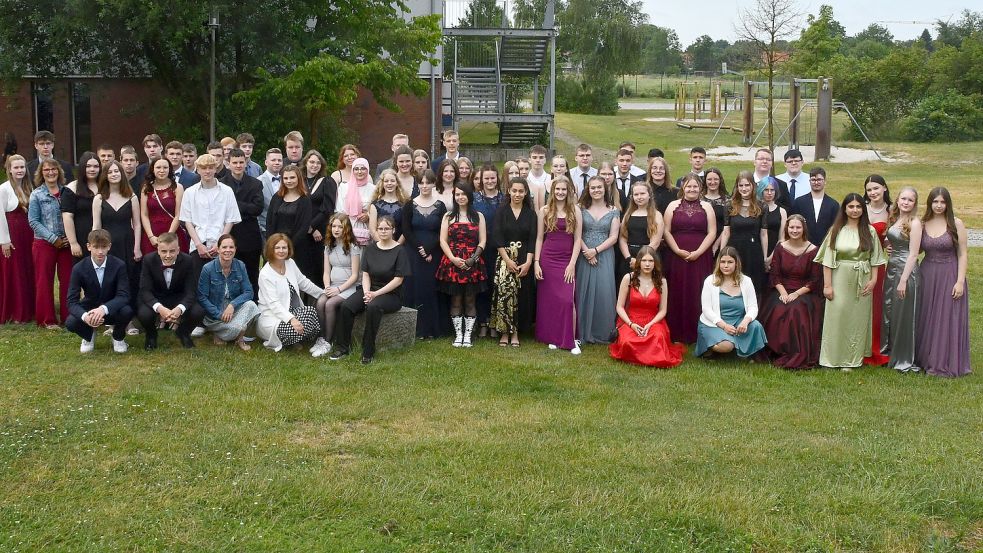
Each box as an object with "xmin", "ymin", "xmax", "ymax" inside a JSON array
[{"xmin": 868, "ymin": 203, "xmax": 887, "ymax": 214}]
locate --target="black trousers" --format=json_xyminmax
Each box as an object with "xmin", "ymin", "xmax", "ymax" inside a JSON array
[
  {"xmin": 235, "ymin": 248, "xmax": 262, "ymax": 301},
  {"xmin": 332, "ymin": 289, "xmax": 402, "ymax": 358},
  {"xmin": 66, "ymin": 305, "xmax": 134, "ymax": 341},
  {"xmin": 137, "ymin": 302, "xmax": 205, "ymax": 338}
]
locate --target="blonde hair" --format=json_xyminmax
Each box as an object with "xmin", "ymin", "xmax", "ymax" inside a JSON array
[
  {"xmin": 620, "ymin": 182, "xmax": 660, "ymax": 240},
  {"xmin": 543, "ymin": 177, "xmax": 577, "ymax": 234},
  {"xmin": 195, "ymin": 153, "xmax": 219, "ymax": 169},
  {"xmin": 888, "ymin": 186, "xmax": 918, "ymax": 239},
  {"xmin": 372, "ymin": 169, "xmax": 408, "ymax": 203},
  {"xmin": 712, "ymin": 246, "xmax": 744, "ymax": 286}
]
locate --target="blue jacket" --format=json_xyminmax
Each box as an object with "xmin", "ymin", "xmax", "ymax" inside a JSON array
[
  {"xmin": 197, "ymin": 257, "xmax": 255, "ymax": 319},
  {"xmin": 28, "ymin": 184, "xmax": 66, "ymax": 242}
]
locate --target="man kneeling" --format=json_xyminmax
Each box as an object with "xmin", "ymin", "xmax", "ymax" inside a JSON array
[
  {"xmin": 138, "ymin": 232, "xmax": 205, "ymax": 350},
  {"xmin": 66, "ymin": 229, "xmax": 134, "ymax": 353}
]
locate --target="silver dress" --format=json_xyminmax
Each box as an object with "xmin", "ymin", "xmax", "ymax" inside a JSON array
[{"xmin": 881, "ymin": 224, "xmax": 920, "ymax": 372}]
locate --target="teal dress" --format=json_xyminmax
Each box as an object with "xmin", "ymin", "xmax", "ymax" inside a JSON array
[{"xmin": 695, "ymin": 291, "xmax": 767, "ymax": 357}]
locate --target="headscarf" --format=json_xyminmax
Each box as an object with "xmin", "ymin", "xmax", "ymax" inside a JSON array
[{"xmin": 345, "ymin": 158, "xmax": 371, "ymax": 217}]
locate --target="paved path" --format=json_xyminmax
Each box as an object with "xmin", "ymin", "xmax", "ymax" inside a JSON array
[{"xmin": 969, "ymin": 228, "xmax": 982, "ymax": 247}]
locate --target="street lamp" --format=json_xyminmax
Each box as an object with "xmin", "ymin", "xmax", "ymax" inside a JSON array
[{"xmin": 207, "ymin": 11, "xmax": 220, "ymax": 142}]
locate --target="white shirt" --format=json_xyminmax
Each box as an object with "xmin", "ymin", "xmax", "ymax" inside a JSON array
[
  {"xmin": 569, "ymin": 166, "xmax": 597, "ymax": 195},
  {"xmin": 179, "ymin": 181, "xmax": 241, "ymax": 253},
  {"xmin": 527, "ymin": 171, "xmax": 550, "ymax": 188},
  {"xmin": 90, "ymin": 258, "xmax": 111, "ymax": 314},
  {"xmin": 152, "ymin": 264, "xmax": 186, "ymax": 315},
  {"xmin": 629, "ymin": 164, "xmax": 646, "ymax": 178},
  {"xmin": 812, "ymin": 197, "xmax": 823, "ymax": 221},
  {"xmin": 776, "ymin": 171, "xmax": 808, "ymax": 200}
]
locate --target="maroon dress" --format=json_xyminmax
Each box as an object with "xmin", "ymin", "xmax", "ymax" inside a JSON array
[
  {"xmin": 435, "ymin": 219, "xmax": 487, "ymax": 295},
  {"xmin": 1, "ymin": 204, "xmax": 35, "ymax": 323},
  {"xmin": 141, "ymin": 186, "xmax": 189, "ymax": 254},
  {"xmin": 663, "ymin": 199, "xmax": 714, "ymax": 343},
  {"xmin": 758, "ymin": 243, "xmax": 823, "ymax": 369}
]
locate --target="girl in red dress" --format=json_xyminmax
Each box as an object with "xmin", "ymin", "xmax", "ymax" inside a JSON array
[
  {"xmin": 436, "ymin": 183, "xmax": 487, "ymax": 347},
  {"xmin": 140, "ymin": 157, "xmax": 188, "ymax": 255},
  {"xmin": 0, "ymin": 154, "xmax": 36, "ymax": 323},
  {"xmin": 610, "ymin": 245, "xmax": 684, "ymax": 367},
  {"xmin": 863, "ymin": 174, "xmax": 891, "ymax": 365}
]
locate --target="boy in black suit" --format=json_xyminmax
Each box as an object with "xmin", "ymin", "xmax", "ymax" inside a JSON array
[
  {"xmin": 138, "ymin": 232, "xmax": 205, "ymax": 350},
  {"xmin": 65, "ymin": 230, "xmax": 134, "ymax": 353}
]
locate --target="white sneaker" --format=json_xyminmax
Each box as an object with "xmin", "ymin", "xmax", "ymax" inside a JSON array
[
  {"xmin": 310, "ymin": 338, "xmax": 330, "ymax": 358},
  {"xmin": 571, "ymin": 340, "xmax": 582, "ymax": 355},
  {"xmin": 80, "ymin": 339, "xmax": 94, "ymax": 353},
  {"xmin": 113, "ymin": 339, "xmax": 128, "ymax": 353},
  {"xmin": 242, "ymin": 336, "xmax": 255, "ymax": 343},
  {"xmin": 191, "ymin": 326, "xmax": 206, "ymax": 337},
  {"xmin": 309, "ymin": 337, "xmax": 328, "ymax": 353},
  {"xmin": 548, "ymin": 344, "xmax": 558, "ymax": 350}
]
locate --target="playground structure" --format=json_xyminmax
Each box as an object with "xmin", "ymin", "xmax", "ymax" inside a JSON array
[{"xmin": 675, "ymin": 76, "xmax": 882, "ymax": 162}]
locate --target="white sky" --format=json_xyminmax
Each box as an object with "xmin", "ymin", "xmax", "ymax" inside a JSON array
[{"xmin": 640, "ymin": 0, "xmax": 967, "ymax": 47}]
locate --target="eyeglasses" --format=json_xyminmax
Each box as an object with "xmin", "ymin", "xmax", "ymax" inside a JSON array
[
  {"xmin": 809, "ymin": 177, "xmax": 825, "ymax": 182},
  {"xmin": 42, "ymin": 168, "xmax": 60, "ymax": 172},
  {"xmin": 377, "ymin": 226, "xmax": 393, "ymax": 232}
]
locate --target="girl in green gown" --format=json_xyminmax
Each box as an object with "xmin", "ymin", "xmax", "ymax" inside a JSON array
[{"xmin": 815, "ymin": 193, "xmax": 887, "ymax": 370}]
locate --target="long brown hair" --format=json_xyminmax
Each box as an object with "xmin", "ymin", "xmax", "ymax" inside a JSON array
[
  {"xmin": 325, "ymin": 212, "xmax": 356, "ymax": 255},
  {"xmin": 577, "ymin": 176, "xmax": 611, "ymax": 209},
  {"xmin": 729, "ymin": 170, "xmax": 762, "ymax": 217},
  {"xmin": 712, "ymin": 246, "xmax": 743, "ymax": 286},
  {"xmin": 335, "ymin": 144, "xmax": 360, "ymax": 170},
  {"xmin": 98, "ymin": 160, "xmax": 134, "ymax": 199},
  {"xmin": 630, "ymin": 245, "xmax": 663, "ymax": 292},
  {"xmin": 4, "ymin": 154, "xmax": 33, "ymax": 208},
  {"xmin": 142, "ymin": 157, "xmax": 175, "ymax": 195},
  {"xmin": 620, "ymin": 182, "xmax": 660, "ymax": 240},
  {"xmin": 543, "ymin": 176, "xmax": 577, "ymax": 234},
  {"xmin": 278, "ymin": 165, "xmax": 308, "ymax": 197},
  {"xmin": 827, "ymin": 193, "xmax": 873, "ymax": 252},
  {"xmin": 597, "ymin": 161, "xmax": 622, "ymax": 211},
  {"xmin": 888, "ymin": 186, "xmax": 917, "ymax": 239},
  {"xmin": 921, "ymin": 187, "xmax": 959, "ymax": 249}
]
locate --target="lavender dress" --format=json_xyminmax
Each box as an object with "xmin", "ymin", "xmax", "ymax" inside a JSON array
[
  {"xmin": 536, "ymin": 218, "xmax": 576, "ymax": 349},
  {"xmin": 915, "ymin": 231, "xmax": 970, "ymax": 377}
]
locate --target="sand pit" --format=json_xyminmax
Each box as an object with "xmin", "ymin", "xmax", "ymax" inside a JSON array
[{"xmin": 701, "ymin": 145, "xmax": 906, "ymax": 163}]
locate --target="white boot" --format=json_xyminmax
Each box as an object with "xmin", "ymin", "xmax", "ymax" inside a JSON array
[
  {"xmin": 462, "ymin": 316, "xmax": 476, "ymax": 348},
  {"xmin": 452, "ymin": 316, "xmax": 464, "ymax": 347}
]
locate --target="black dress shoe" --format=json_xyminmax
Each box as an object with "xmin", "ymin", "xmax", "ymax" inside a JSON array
[
  {"xmin": 144, "ymin": 335, "xmax": 158, "ymax": 351},
  {"xmin": 328, "ymin": 349, "xmax": 348, "ymax": 361},
  {"xmin": 178, "ymin": 333, "xmax": 195, "ymax": 349},
  {"xmin": 360, "ymin": 356, "xmax": 372, "ymax": 365}
]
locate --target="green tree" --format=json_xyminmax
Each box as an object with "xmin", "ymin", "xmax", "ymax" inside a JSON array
[
  {"xmin": 686, "ymin": 35, "xmax": 717, "ymax": 72},
  {"xmin": 936, "ymin": 10, "xmax": 983, "ymax": 47},
  {"xmin": 639, "ymin": 25, "xmax": 684, "ymax": 74},
  {"xmin": 790, "ymin": 5, "xmax": 843, "ymax": 75},
  {"xmin": 854, "ymin": 23, "xmax": 894, "ymax": 45},
  {"xmin": 919, "ymin": 29, "xmax": 935, "ymax": 52},
  {"xmin": 0, "ymin": 0, "xmax": 441, "ymax": 149}
]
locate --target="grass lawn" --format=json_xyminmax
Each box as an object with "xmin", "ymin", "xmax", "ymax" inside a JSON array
[
  {"xmin": 0, "ymin": 251, "xmax": 980, "ymax": 550},
  {"xmin": 554, "ymin": 110, "xmax": 983, "ymax": 227}
]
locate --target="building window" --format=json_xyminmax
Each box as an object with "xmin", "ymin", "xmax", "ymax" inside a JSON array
[
  {"xmin": 71, "ymin": 82, "xmax": 92, "ymax": 160},
  {"xmin": 32, "ymin": 82, "xmax": 54, "ymax": 134}
]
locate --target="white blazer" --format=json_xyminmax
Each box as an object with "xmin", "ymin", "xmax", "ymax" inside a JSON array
[
  {"xmin": 699, "ymin": 274, "xmax": 758, "ymax": 327},
  {"xmin": 0, "ymin": 181, "xmax": 18, "ymax": 244},
  {"xmin": 256, "ymin": 259, "xmax": 325, "ymax": 351}
]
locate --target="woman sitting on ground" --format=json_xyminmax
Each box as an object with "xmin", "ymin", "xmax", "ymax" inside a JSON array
[
  {"xmin": 197, "ymin": 234, "xmax": 261, "ymax": 350},
  {"xmin": 695, "ymin": 246, "xmax": 767, "ymax": 359}
]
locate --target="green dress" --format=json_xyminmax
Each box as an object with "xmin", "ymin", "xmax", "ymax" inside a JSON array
[{"xmin": 815, "ymin": 225, "xmax": 887, "ymax": 368}]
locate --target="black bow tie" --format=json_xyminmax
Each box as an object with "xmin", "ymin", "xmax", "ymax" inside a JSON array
[{"xmin": 272, "ymin": 176, "xmax": 280, "ymax": 182}]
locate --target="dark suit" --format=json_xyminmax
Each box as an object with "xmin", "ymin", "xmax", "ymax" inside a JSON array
[
  {"xmin": 221, "ymin": 172, "xmax": 265, "ymax": 296},
  {"xmin": 791, "ymin": 193, "xmax": 839, "ymax": 246},
  {"xmin": 137, "ymin": 251, "xmax": 204, "ymax": 338},
  {"xmin": 27, "ymin": 157, "xmax": 75, "ymax": 182},
  {"xmin": 176, "ymin": 166, "xmax": 201, "ymax": 188},
  {"xmin": 65, "ymin": 255, "xmax": 134, "ymax": 341}
]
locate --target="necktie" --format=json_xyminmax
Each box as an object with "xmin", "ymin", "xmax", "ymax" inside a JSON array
[
  {"xmin": 619, "ymin": 177, "xmax": 628, "ymax": 195},
  {"xmin": 789, "ymin": 178, "xmax": 796, "ymax": 199},
  {"xmin": 582, "ymin": 173, "xmax": 588, "ymax": 190}
]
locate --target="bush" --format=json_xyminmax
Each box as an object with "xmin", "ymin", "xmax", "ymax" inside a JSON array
[
  {"xmin": 901, "ymin": 90, "xmax": 983, "ymax": 142},
  {"xmin": 556, "ymin": 74, "xmax": 620, "ymax": 115}
]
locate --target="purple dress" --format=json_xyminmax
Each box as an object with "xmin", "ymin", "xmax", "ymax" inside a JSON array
[
  {"xmin": 536, "ymin": 218, "xmax": 576, "ymax": 349},
  {"xmin": 916, "ymin": 231, "xmax": 970, "ymax": 377},
  {"xmin": 664, "ymin": 200, "xmax": 714, "ymax": 343}
]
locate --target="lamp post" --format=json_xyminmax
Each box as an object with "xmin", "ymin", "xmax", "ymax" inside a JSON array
[{"xmin": 207, "ymin": 11, "xmax": 220, "ymax": 143}]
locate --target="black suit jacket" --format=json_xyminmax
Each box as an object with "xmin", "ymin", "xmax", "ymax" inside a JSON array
[
  {"xmin": 27, "ymin": 157, "xmax": 75, "ymax": 182},
  {"xmin": 221, "ymin": 173, "xmax": 264, "ymax": 251},
  {"xmin": 614, "ymin": 173, "xmax": 646, "ymax": 212},
  {"xmin": 791, "ymin": 193, "xmax": 839, "ymax": 245},
  {"xmin": 139, "ymin": 252, "xmax": 198, "ymax": 310},
  {"xmin": 67, "ymin": 255, "xmax": 130, "ymax": 318}
]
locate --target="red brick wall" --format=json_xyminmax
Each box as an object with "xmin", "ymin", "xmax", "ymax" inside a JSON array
[{"xmin": 344, "ymin": 83, "xmax": 441, "ymax": 167}]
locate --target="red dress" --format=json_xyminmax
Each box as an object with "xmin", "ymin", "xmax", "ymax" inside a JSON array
[
  {"xmin": 141, "ymin": 186, "xmax": 189, "ymax": 254},
  {"xmin": 1, "ymin": 204, "xmax": 35, "ymax": 323},
  {"xmin": 863, "ymin": 221, "xmax": 890, "ymax": 365},
  {"xmin": 758, "ymin": 243, "xmax": 822, "ymax": 369},
  {"xmin": 609, "ymin": 286, "xmax": 684, "ymax": 367},
  {"xmin": 435, "ymin": 220, "xmax": 487, "ymax": 295}
]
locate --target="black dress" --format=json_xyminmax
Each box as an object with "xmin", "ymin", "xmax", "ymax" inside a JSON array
[
  {"xmin": 60, "ymin": 187, "xmax": 94, "ymax": 262},
  {"xmin": 703, "ymin": 195, "xmax": 729, "ymax": 243},
  {"xmin": 725, "ymin": 211, "xmax": 767, "ymax": 293},
  {"xmin": 651, "ymin": 184, "xmax": 677, "ymax": 214},
  {"xmin": 100, "ymin": 198, "xmax": 141, "ymax": 307},
  {"xmin": 306, "ymin": 175, "xmax": 337, "ymax": 283},
  {"xmin": 763, "ymin": 205, "xmax": 782, "ymax": 256},
  {"xmin": 372, "ymin": 198, "xmax": 405, "ymax": 242},
  {"xmin": 401, "ymin": 199, "xmax": 448, "ymax": 337},
  {"xmin": 267, "ymin": 195, "xmax": 318, "ymax": 281}
]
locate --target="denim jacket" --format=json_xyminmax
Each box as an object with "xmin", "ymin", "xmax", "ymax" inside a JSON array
[
  {"xmin": 28, "ymin": 184, "xmax": 66, "ymax": 243},
  {"xmin": 197, "ymin": 258, "xmax": 254, "ymax": 319}
]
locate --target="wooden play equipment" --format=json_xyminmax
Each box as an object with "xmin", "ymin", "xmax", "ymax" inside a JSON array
[{"xmin": 674, "ymin": 80, "xmax": 725, "ymax": 121}]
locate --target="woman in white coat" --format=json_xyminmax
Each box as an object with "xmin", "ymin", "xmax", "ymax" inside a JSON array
[
  {"xmin": 695, "ymin": 246, "xmax": 767, "ymax": 359},
  {"xmin": 257, "ymin": 233, "xmax": 325, "ymax": 353}
]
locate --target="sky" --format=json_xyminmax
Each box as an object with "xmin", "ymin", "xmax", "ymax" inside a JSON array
[{"xmin": 640, "ymin": 0, "xmax": 968, "ymax": 47}]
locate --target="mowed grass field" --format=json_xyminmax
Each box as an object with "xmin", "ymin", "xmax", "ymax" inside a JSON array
[{"xmin": 0, "ymin": 248, "xmax": 980, "ymax": 550}]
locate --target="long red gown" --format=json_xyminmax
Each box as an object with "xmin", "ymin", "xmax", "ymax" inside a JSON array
[
  {"xmin": 609, "ymin": 285, "xmax": 684, "ymax": 368},
  {"xmin": 863, "ymin": 221, "xmax": 890, "ymax": 365},
  {"xmin": 0, "ymin": 204, "xmax": 35, "ymax": 323}
]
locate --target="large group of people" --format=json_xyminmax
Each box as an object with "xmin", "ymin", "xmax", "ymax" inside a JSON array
[{"xmin": 0, "ymin": 129, "xmax": 971, "ymax": 376}]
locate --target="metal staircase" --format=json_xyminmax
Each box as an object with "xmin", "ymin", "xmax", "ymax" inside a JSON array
[
  {"xmin": 454, "ymin": 67, "xmax": 499, "ymax": 114},
  {"xmin": 499, "ymin": 36, "xmax": 549, "ymax": 75}
]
